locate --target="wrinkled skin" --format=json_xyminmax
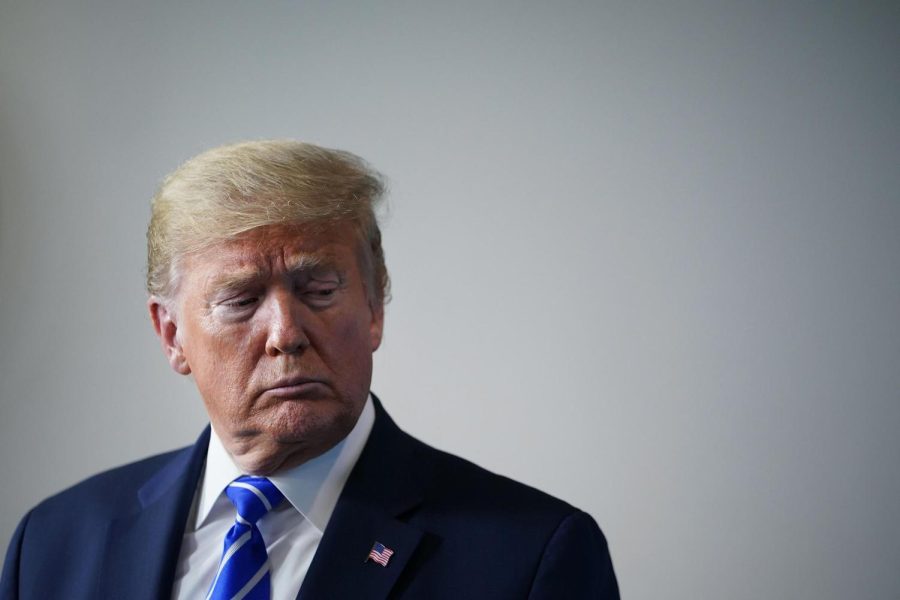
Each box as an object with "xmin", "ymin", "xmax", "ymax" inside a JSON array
[{"xmin": 149, "ymin": 222, "xmax": 383, "ymax": 474}]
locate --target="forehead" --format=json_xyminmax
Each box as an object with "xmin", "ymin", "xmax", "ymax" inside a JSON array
[{"xmin": 181, "ymin": 222, "xmax": 362, "ymax": 286}]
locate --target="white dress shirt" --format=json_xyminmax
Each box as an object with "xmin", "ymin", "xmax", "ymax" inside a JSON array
[{"xmin": 170, "ymin": 396, "xmax": 375, "ymax": 600}]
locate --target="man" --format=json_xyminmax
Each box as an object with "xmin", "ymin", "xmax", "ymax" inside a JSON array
[{"xmin": 1, "ymin": 140, "xmax": 619, "ymax": 599}]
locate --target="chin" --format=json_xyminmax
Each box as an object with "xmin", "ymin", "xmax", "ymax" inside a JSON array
[{"xmin": 266, "ymin": 400, "xmax": 357, "ymax": 451}]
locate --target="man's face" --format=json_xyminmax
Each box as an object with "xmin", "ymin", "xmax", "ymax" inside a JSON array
[{"xmin": 150, "ymin": 221, "xmax": 383, "ymax": 475}]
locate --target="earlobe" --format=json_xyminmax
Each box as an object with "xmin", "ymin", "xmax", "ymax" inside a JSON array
[{"xmin": 148, "ymin": 296, "xmax": 191, "ymax": 375}]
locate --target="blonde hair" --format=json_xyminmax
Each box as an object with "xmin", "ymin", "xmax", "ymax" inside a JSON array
[{"xmin": 147, "ymin": 140, "xmax": 388, "ymax": 305}]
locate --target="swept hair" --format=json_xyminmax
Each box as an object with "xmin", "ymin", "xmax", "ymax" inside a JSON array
[{"xmin": 147, "ymin": 139, "xmax": 388, "ymax": 305}]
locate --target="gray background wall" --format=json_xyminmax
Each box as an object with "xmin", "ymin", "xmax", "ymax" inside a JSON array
[{"xmin": 1, "ymin": 1, "xmax": 898, "ymax": 598}]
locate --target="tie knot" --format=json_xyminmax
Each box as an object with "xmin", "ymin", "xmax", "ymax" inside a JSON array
[{"xmin": 225, "ymin": 476, "xmax": 285, "ymax": 524}]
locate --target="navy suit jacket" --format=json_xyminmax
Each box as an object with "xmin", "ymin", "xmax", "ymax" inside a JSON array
[{"xmin": 1, "ymin": 398, "xmax": 619, "ymax": 599}]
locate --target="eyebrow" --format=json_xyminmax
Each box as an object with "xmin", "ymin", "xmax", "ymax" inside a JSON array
[{"xmin": 207, "ymin": 254, "xmax": 334, "ymax": 295}]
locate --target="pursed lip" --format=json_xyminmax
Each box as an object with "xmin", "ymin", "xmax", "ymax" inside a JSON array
[{"xmin": 262, "ymin": 376, "xmax": 327, "ymax": 397}]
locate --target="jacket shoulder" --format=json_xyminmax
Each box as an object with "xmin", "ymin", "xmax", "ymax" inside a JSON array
[
  {"xmin": 371, "ymin": 399, "xmax": 581, "ymax": 522},
  {"xmin": 31, "ymin": 444, "xmax": 193, "ymax": 520},
  {"xmin": 369, "ymin": 418, "xmax": 619, "ymax": 598},
  {"xmin": 416, "ymin": 439, "xmax": 579, "ymax": 518},
  {"xmin": 387, "ymin": 425, "xmax": 595, "ymax": 556}
]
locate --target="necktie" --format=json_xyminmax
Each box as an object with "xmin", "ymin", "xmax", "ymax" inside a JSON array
[{"xmin": 207, "ymin": 476, "xmax": 285, "ymax": 600}]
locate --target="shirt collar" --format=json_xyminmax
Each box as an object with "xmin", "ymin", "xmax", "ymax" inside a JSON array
[{"xmin": 194, "ymin": 394, "xmax": 375, "ymax": 533}]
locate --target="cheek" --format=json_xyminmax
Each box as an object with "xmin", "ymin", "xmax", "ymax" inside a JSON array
[
  {"xmin": 197, "ymin": 314, "xmax": 262, "ymax": 361},
  {"xmin": 314, "ymin": 312, "xmax": 374, "ymax": 381},
  {"xmin": 185, "ymin": 324, "xmax": 259, "ymax": 407},
  {"xmin": 336, "ymin": 312, "xmax": 376, "ymax": 354}
]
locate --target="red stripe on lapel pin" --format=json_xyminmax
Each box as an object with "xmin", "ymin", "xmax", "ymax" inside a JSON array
[{"xmin": 366, "ymin": 541, "xmax": 394, "ymax": 567}]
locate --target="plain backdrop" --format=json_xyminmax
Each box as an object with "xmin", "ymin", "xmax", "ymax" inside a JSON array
[{"xmin": 1, "ymin": 2, "xmax": 898, "ymax": 598}]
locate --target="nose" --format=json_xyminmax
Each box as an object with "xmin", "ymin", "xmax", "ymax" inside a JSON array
[{"xmin": 264, "ymin": 291, "xmax": 310, "ymax": 356}]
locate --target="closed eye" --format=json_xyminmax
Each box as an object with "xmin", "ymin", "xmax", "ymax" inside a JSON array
[
  {"xmin": 304, "ymin": 282, "xmax": 340, "ymax": 304},
  {"xmin": 226, "ymin": 297, "xmax": 258, "ymax": 308}
]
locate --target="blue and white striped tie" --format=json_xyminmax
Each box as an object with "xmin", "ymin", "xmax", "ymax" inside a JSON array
[{"xmin": 207, "ymin": 476, "xmax": 285, "ymax": 600}]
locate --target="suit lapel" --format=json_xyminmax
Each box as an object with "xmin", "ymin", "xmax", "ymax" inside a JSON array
[
  {"xmin": 98, "ymin": 428, "xmax": 210, "ymax": 600},
  {"xmin": 297, "ymin": 496, "xmax": 424, "ymax": 600},
  {"xmin": 92, "ymin": 401, "xmax": 425, "ymax": 600},
  {"xmin": 298, "ymin": 397, "xmax": 426, "ymax": 600}
]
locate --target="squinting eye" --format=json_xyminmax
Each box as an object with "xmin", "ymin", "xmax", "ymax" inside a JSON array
[
  {"xmin": 305, "ymin": 286, "xmax": 338, "ymax": 302},
  {"xmin": 227, "ymin": 297, "xmax": 258, "ymax": 308}
]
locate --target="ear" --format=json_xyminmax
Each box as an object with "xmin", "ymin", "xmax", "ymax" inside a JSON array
[
  {"xmin": 148, "ymin": 296, "xmax": 191, "ymax": 375},
  {"xmin": 369, "ymin": 302, "xmax": 384, "ymax": 352}
]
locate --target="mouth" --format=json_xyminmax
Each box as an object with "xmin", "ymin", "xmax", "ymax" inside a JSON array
[{"xmin": 263, "ymin": 377, "xmax": 328, "ymax": 398}]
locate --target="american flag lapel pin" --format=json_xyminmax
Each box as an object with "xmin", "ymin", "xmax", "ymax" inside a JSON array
[{"xmin": 366, "ymin": 541, "xmax": 394, "ymax": 567}]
